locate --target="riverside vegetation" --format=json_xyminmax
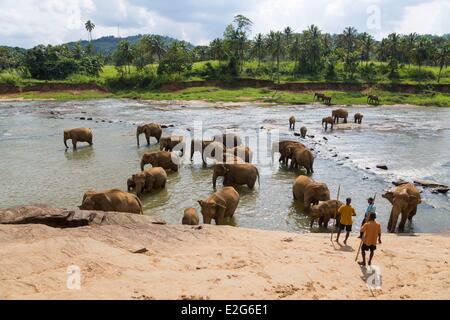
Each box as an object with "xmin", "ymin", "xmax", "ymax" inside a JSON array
[{"xmin": 0, "ymin": 15, "xmax": 449, "ymax": 106}]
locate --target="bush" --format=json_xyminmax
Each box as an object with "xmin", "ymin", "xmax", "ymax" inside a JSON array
[
  {"xmin": 0, "ymin": 72, "xmax": 22, "ymax": 86},
  {"xmin": 406, "ymin": 68, "xmax": 436, "ymax": 82}
]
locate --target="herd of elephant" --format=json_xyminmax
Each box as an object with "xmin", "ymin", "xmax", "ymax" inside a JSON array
[{"xmin": 64, "ymin": 102, "xmax": 421, "ymax": 233}]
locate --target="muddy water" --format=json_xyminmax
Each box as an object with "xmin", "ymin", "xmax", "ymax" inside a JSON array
[{"xmin": 1, "ymin": 99, "xmax": 449, "ymax": 233}]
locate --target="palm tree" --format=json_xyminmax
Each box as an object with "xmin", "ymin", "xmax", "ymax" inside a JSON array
[
  {"xmin": 252, "ymin": 33, "xmax": 265, "ymax": 67},
  {"xmin": 210, "ymin": 38, "xmax": 225, "ymax": 61},
  {"xmin": 266, "ymin": 31, "xmax": 284, "ymax": 83},
  {"xmin": 149, "ymin": 35, "xmax": 167, "ymax": 61},
  {"xmin": 85, "ymin": 20, "xmax": 95, "ymax": 42},
  {"xmin": 435, "ymin": 43, "xmax": 449, "ymax": 83},
  {"xmin": 360, "ymin": 32, "xmax": 374, "ymax": 65}
]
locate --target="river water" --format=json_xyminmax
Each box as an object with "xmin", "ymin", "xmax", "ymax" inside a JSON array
[{"xmin": 1, "ymin": 99, "xmax": 449, "ymax": 233}]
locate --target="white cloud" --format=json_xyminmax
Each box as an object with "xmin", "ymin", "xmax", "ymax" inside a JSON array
[{"xmin": 0, "ymin": 0, "xmax": 447, "ymax": 48}]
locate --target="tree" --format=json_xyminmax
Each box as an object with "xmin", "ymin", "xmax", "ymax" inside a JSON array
[
  {"xmin": 85, "ymin": 20, "xmax": 95, "ymax": 42},
  {"xmin": 149, "ymin": 35, "xmax": 167, "ymax": 62},
  {"xmin": 210, "ymin": 38, "xmax": 226, "ymax": 61},
  {"xmin": 224, "ymin": 15, "xmax": 253, "ymax": 72},
  {"xmin": 157, "ymin": 41, "xmax": 193, "ymax": 77},
  {"xmin": 360, "ymin": 32, "xmax": 374, "ymax": 65},
  {"xmin": 435, "ymin": 43, "xmax": 449, "ymax": 83},
  {"xmin": 339, "ymin": 27, "xmax": 359, "ymax": 79},
  {"xmin": 413, "ymin": 36, "xmax": 432, "ymax": 70},
  {"xmin": 114, "ymin": 40, "xmax": 134, "ymax": 75},
  {"xmin": 266, "ymin": 31, "xmax": 284, "ymax": 83},
  {"xmin": 252, "ymin": 33, "xmax": 265, "ymax": 67}
]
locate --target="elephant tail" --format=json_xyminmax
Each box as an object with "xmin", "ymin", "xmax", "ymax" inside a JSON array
[{"xmin": 256, "ymin": 167, "xmax": 261, "ymax": 187}]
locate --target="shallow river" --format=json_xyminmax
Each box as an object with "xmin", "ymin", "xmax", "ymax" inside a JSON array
[{"xmin": 1, "ymin": 99, "xmax": 449, "ymax": 233}]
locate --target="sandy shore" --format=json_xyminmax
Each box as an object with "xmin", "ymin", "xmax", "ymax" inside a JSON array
[{"xmin": 0, "ymin": 206, "xmax": 449, "ymax": 300}]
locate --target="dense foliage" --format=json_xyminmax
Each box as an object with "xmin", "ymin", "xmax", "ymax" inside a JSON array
[{"xmin": 0, "ymin": 16, "xmax": 449, "ymax": 86}]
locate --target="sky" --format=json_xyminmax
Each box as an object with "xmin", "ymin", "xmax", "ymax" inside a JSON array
[{"xmin": 0, "ymin": 0, "xmax": 449, "ymax": 48}]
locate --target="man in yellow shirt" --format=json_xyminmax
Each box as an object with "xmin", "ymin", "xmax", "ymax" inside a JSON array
[
  {"xmin": 336, "ymin": 198, "xmax": 356, "ymax": 245},
  {"xmin": 359, "ymin": 212, "xmax": 382, "ymax": 266}
]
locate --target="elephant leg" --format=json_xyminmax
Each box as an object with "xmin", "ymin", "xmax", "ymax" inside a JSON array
[
  {"xmin": 146, "ymin": 134, "xmax": 150, "ymax": 146},
  {"xmin": 72, "ymin": 140, "xmax": 77, "ymax": 151},
  {"xmin": 389, "ymin": 213, "xmax": 399, "ymax": 233},
  {"xmin": 310, "ymin": 218, "xmax": 315, "ymax": 228},
  {"xmin": 248, "ymin": 180, "xmax": 256, "ymax": 189},
  {"xmin": 398, "ymin": 212, "xmax": 409, "ymax": 233},
  {"xmin": 323, "ymin": 217, "xmax": 330, "ymax": 229},
  {"xmin": 318, "ymin": 216, "xmax": 324, "ymax": 227}
]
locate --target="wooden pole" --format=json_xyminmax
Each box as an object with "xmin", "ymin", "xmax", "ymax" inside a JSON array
[
  {"xmin": 330, "ymin": 185, "xmax": 341, "ymax": 242},
  {"xmin": 355, "ymin": 193, "xmax": 377, "ymax": 262}
]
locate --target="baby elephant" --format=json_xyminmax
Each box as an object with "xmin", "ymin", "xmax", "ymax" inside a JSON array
[
  {"xmin": 198, "ymin": 187, "xmax": 240, "ymax": 225},
  {"xmin": 141, "ymin": 151, "xmax": 179, "ymax": 172},
  {"xmin": 128, "ymin": 167, "xmax": 167, "ymax": 198},
  {"xmin": 160, "ymin": 136, "xmax": 185, "ymax": 156},
  {"xmin": 182, "ymin": 208, "xmax": 199, "ymax": 225},
  {"xmin": 310, "ymin": 200, "xmax": 344, "ymax": 228},
  {"xmin": 289, "ymin": 116, "xmax": 296, "ymax": 130},
  {"xmin": 64, "ymin": 128, "xmax": 93, "ymax": 150},
  {"xmin": 322, "ymin": 117, "xmax": 334, "ymax": 131},
  {"xmin": 300, "ymin": 127, "xmax": 308, "ymax": 138},
  {"xmin": 354, "ymin": 113, "xmax": 364, "ymax": 124}
]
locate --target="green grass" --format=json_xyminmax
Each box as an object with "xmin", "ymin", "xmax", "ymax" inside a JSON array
[
  {"xmin": 113, "ymin": 87, "xmax": 450, "ymax": 107},
  {"xmin": 3, "ymin": 90, "xmax": 112, "ymax": 100}
]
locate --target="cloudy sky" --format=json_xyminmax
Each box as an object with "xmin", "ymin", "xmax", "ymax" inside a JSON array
[{"xmin": 0, "ymin": 0, "xmax": 449, "ymax": 48}]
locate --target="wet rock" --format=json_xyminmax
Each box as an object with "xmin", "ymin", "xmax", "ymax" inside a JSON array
[
  {"xmin": 392, "ymin": 179, "xmax": 409, "ymax": 186},
  {"xmin": 366, "ymin": 167, "xmax": 370, "ymax": 170},
  {"xmin": 294, "ymin": 132, "xmax": 301, "ymax": 137},
  {"xmin": 376, "ymin": 165, "xmax": 388, "ymax": 170},
  {"xmin": 79, "ymin": 117, "xmax": 86, "ymax": 120},
  {"xmin": 323, "ymin": 137, "xmax": 328, "ymax": 141},
  {"xmin": 431, "ymin": 187, "xmax": 449, "ymax": 194},
  {"xmin": 332, "ymin": 154, "xmax": 338, "ymax": 158},
  {"xmin": 363, "ymin": 177, "xmax": 369, "ymax": 180},
  {"xmin": 414, "ymin": 179, "xmax": 448, "ymax": 189},
  {"xmin": 132, "ymin": 248, "xmax": 149, "ymax": 254},
  {"xmin": 0, "ymin": 205, "xmax": 166, "ymax": 228},
  {"xmin": 87, "ymin": 118, "xmax": 93, "ymax": 121}
]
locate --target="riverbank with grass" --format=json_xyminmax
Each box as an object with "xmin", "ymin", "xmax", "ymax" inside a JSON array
[{"xmin": 1, "ymin": 85, "xmax": 449, "ymax": 107}]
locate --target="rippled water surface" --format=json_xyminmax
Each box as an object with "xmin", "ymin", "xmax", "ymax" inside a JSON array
[{"xmin": 1, "ymin": 99, "xmax": 449, "ymax": 233}]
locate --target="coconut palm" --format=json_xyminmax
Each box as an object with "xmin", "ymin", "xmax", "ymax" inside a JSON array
[
  {"xmin": 149, "ymin": 35, "xmax": 167, "ymax": 61},
  {"xmin": 266, "ymin": 31, "xmax": 284, "ymax": 83},
  {"xmin": 85, "ymin": 20, "xmax": 95, "ymax": 42},
  {"xmin": 435, "ymin": 43, "xmax": 449, "ymax": 83},
  {"xmin": 252, "ymin": 33, "xmax": 265, "ymax": 67}
]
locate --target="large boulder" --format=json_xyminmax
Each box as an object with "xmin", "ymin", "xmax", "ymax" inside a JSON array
[{"xmin": 0, "ymin": 205, "xmax": 165, "ymax": 228}]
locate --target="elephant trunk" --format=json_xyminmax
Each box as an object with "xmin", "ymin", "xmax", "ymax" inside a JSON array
[
  {"xmin": 136, "ymin": 133, "xmax": 140, "ymax": 147},
  {"xmin": 64, "ymin": 138, "xmax": 69, "ymax": 149},
  {"xmin": 212, "ymin": 173, "xmax": 219, "ymax": 189}
]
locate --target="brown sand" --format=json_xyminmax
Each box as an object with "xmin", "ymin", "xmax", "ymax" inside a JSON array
[{"xmin": 0, "ymin": 207, "xmax": 449, "ymax": 300}]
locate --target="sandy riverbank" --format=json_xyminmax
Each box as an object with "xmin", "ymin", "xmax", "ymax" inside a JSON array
[{"xmin": 0, "ymin": 206, "xmax": 449, "ymax": 300}]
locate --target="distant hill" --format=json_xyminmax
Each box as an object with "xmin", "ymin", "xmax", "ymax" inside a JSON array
[{"xmin": 65, "ymin": 35, "xmax": 194, "ymax": 55}]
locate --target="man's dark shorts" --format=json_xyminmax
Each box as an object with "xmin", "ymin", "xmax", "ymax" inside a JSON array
[
  {"xmin": 362, "ymin": 244, "xmax": 377, "ymax": 252},
  {"xmin": 339, "ymin": 223, "xmax": 352, "ymax": 232}
]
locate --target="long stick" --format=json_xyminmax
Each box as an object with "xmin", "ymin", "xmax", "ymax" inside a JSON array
[
  {"xmin": 355, "ymin": 193, "xmax": 377, "ymax": 262},
  {"xmin": 330, "ymin": 185, "xmax": 341, "ymax": 242}
]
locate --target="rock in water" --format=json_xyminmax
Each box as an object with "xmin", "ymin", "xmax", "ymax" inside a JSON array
[
  {"xmin": 392, "ymin": 179, "xmax": 409, "ymax": 186},
  {"xmin": 431, "ymin": 187, "xmax": 449, "ymax": 194},
  {"xmin": 377, "ymin": 165, "xmax": 388, "ymax": 170},
  {"xmin": 414, "ymin": 179, "xmax": 449, "ymax": 189}
]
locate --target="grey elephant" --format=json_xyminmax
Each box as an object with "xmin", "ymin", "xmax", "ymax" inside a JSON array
[
  {"xmin": 79, "ymin": 189, "xmax": 143, "ymax": 215},
  {"xmin": 272, "ymin": 140, "xmax": 305, "ymax": 166},
  {"xmin": 136, "ymin": 123, "xmax": 162, "ymax": 146},
  {"xmin": 141, "ymin": 151, "xmax": 179, "ymax": 172},
  {"xmin": 289, "ymin": 116, "xmax": 296, "ymax": 130},
  {"xmin": 332, "ymin": 108, "xmax": 349, "ymax": 124},
  {"xmin": 128, "ymin": 167, "xmax": 167, "ymax": 198},
  {"xmin": 383, "ymin": 183, "xmax": 421, "ymax": 233},
  {"xmin": 354, "ymin": 113, "xmax": 364, "ymax": 124},
  {"xmin": 300, "ymin": 127, "xmax": 308, "ymax": 138},
  {"xmin": 182, "ymin": 208, "xmax": 200, "ymax": 225},
  {"xmin": 190, "ymin": 139, "xmax": 214, "ymax": 164},
  {"xmin": 322, "ymin": 117, "xmax": 334, "ymax": 131},
  {"xmin": 64, "ymin": 128, "xmax": 93, "ymax": 150},
  {"xmin": 293, "ymin": 176, "xmax": 331, "ymax": 209},
  {"xmin": 198, "ymin": 186, "xmax": 240, "ymax": 224},
  {"xmin": 213, "ymin": 163, "xmax": 260, "ymax": 189},
  {"xmin": 310, "ymin": 200, "xmax": 344, "ymax": 228}
]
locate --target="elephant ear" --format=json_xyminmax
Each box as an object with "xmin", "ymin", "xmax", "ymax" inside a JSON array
[{"xmin": 214, "ymin": 195, "xmax": 227, "ymax": 210}]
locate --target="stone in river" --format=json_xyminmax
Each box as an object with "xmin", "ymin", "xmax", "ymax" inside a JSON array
[
  {"xmin": 392, "ymin": 179, "xmax": 409, "ymax": 186},
  {"xmin": 376, "ymin": 165, "xmax": 388, "ymax": 170},
  {"xmin": 414, "ymin": 179, "xmax": 448, "ymax": 189},
  {"xmin": 431, "ymin": 187, "xmax": 449, "ymax": 194}
]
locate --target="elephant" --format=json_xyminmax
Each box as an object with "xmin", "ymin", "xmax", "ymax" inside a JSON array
[
  {"xmin": 314, "ymin": 92, "xmax": 325, "ymax": 102},
  {"xmin": 141, "ymin": 151, "xmax": 179, "ymax": 172},
  {"xmin": 136, "ymin": 123, "xmax": 162, "ymax": 147},
  {"xmin": 272, "ymin": 140, "xmax": 305, "ymax": 166},
  {"xmin": 332, "ymin": 108, "xmax": 349, "ymax": 124},
  {"xmin": 289, "ymin": 116, "xmax": 296, "ymax": 130},
  {"xmin": 323, "ymin": 96, "xmax": 332, "ymax": 105},
  {"xmin": 79, "ymin": 189, "xmax": 143, "ymax": 215},
  {"xmin": 322, "ymin": 117, "xmax": 334, "ymax": 131},
  {"xmin": 383, "ymin": 183, "xmax": 421, "ymax": 233},
  {"xmin": 300, "ymin": 127, "xmax": 308, "ymax": 139},
  {"xmin": 310, "ymin": 200, "xmax": 344, "ymax": 228},
  {"xmin": 222, "ymin": 153, "xmax": 245, "ymax": 164},
  {"xmin": 190, "ymin": 139, "xmax": 214, "ymax": 164},
  {"xmin": 213, "ymin": 133, "xmax": 242, "ymax": 149},
  {"xmin": 354, "ymin": 113, "xmax": 364, "ymax": 124},
  {"xmin": 64, "ymin": 128, "xmax": 93, "ymax": 150},
  {"xmin": 198, "ymin": 186, "xmax": 240, "ymax": 224},
  {"xmin": 289, "ymin": 147, "xmax": 314, "ymax": 174},
  {"xmin": 160, "ymin": 136, "xmax": 185, "ymax": 156},
  {"xmin": 182, "ymin": 208, "xmax": 199, "ymax": 225},
  {"xmin": 128, "ymin": 167, "xmax": 167, "ymax": 198},
  {"xmin": 293, "ymin": 176, "xmax": 331, "ymax": 209},
  {"xmin": 226, "ymin": 146, "xmax": 253, "ymax": 163},
  {"xmin": 368, "ymin": 95, "xmax": 380, "ymax": 105},
  {"xmin": 213, "ymin": 163, "xmax": 260, "ymax": 189}
]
